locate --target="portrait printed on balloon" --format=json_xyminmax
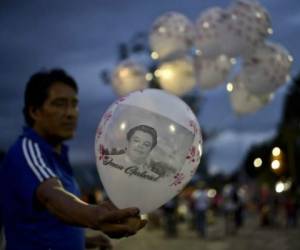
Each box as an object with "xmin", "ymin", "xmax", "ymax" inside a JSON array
[{"xmin": 100, "ymin": 104, "xmax": 194, "ymax": 183}]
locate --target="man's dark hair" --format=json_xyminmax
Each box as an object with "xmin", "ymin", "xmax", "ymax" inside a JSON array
[
  {"xmin": 126, "ymin": 124, "xmax": 157, "ymax": 149},
  {"xmin": 23, "ymin": 69, "xmax": 78, "ymax": 127}
]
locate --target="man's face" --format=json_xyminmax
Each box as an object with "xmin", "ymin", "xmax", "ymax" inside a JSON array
[
  {"xmin": 32, "ymin": 82, "xmax": 78, "ymax": 142},
  {"xmin": 127, "ymin": 130, "xmax": 153, "ymax": 164}
]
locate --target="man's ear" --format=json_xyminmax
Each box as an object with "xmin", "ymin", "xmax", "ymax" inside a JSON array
[{"xmin": 29, "ymin": 106, "xmax": 40, "ymax": 123}]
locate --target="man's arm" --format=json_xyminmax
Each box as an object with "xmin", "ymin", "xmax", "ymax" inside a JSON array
[{"xmin": 36, "ymin": 178, "xmax": 146, "ymax": 238}]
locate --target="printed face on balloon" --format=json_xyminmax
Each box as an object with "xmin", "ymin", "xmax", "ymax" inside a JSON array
[{"xmin": 126, "ymin": 125, "xmax": 157, "ymax": 165}]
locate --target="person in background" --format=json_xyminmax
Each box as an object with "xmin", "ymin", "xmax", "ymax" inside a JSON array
[
  {"xmin": 284, "ymin": 191, "xmax": 299, "ymax": 228},
  {"xmin": 161, "ymin": 197, "xmax": 178, "ymax": 238},
  {"xmin": 192, "ymin": 183, "xmax": 209, "ymax": 237},
  {"xmin": 222, "ymin": 184, "xmax": 238, "ymax": 234},
  {"xmin": 0, "ymin": 69, "xmax": 146, "ymax": 250}
]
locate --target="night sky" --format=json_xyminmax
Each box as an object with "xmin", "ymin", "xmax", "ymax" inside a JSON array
[{"xmin": 0, "ymin": 0, "xmax": 299, "ymax": 174}]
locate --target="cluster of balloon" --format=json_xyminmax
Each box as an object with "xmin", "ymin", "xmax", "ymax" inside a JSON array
[
  {"xmin": 110, "ymin": 0, "xmax": 293, "ymax": 115},
  {"xmin": 95, "ymin": 89, "xmax": 202, "ymax": 213},
  {"xmin": 96, "ymin": 0, "xmax": 293, "ymax": 213}
]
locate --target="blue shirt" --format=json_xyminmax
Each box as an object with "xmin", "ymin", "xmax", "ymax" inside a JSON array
[{"xmin": 0, "ymin": 127, "xmax": 85, "ymax": 250}]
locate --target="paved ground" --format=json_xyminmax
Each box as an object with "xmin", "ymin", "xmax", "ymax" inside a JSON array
[{"xmin": 106, "ymin": 214, "xmax": 300, "ymax": 250}]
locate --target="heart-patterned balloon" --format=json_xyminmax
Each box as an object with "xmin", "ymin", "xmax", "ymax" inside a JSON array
[{"xmin": 95, "ymin": 89, "xmax": 202, "ymax": 213}]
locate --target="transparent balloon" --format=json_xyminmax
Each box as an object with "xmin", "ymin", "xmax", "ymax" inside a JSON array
[
  {"xmin": 222, "ymin": 0, "xmax": 272, "ymax": 57},
  {"xmin": 111, "ymin": 60, "xmax": 149, "ymax": 96},
  {"xmin": 229, "ymin": 76, "xmax": 273, "ymax": 115},
  {"xmin": 195, "ymin": 54, "xmax": 234, "ymax": 90},
  {"xmin": 156, "ymin": 56, "xmax": 197, "ymax": 96},
  {"xmin": 195, "ymin": 1, "xmax": 272, "ymax": 59},
  {"xmin": 95, "ymin": 89, "xmax": 202, "ymax": 213},
  {"xmin": 240, "ymin": 41, "xmax": 293, "ymax": 95},
  {"xmin": 194, "ymin": 7, "xmax": 227, "ymax": 59},
  {"xmin": 149, "ymin": 12, "xmax": 196, "ymax": 60},
  {"xmin": 229, "ymin": 0, "xmax": 272, "ymax": 37}
]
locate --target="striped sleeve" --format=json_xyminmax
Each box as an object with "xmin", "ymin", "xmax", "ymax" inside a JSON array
[{"xmin": 21, "ymin": 137, "xmax": 56, "ymax": 182}]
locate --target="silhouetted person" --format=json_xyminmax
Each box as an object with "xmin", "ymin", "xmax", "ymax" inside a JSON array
[
  {"xmin": 192, "ymin": 185, "xmax": 209, "ymax": 237},
  {"xmin": 162, "ymin": 198, "xmax": 178, "ymax": 237}
]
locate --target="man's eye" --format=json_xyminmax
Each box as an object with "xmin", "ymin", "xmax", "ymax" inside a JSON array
[
  {"xmin": 72, "ymin": 100, "xmax": 78, "ymax": 108},
  {"xmin": 144, "ymin": 142, "xmax": 151, "ymax": 147},
  {"xmin": 52, "ymin": 100, "xmax": 66, "ymax": 107}
]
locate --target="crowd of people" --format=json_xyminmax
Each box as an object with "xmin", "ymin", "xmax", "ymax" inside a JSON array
[{"xmin": 134, "ymin": 181, "xmax": 299, "ymax": 239}]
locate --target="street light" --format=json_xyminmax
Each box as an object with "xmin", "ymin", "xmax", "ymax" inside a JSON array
[
  {"xmin": 270, "ymin": 146, "xmax": 284, "ymax": 174},
  {"xmin": 275, "ymin": 181, "xmax": 284, "ymax": 193},
  {"xmin": 253, "ymin": 157, "xmax": 262, "ymax": 168},
  {"xmin": 272, "ymin": 146, "xmax": 281, "ymax": 157},
  {"xmin": 271, "ymin": 159, "xmax": 280, "ymax": 170}
]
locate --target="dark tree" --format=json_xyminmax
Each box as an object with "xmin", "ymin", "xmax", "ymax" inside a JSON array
[{"xmin": 240, "ymin": 72, "xmax": 300, "ymax": 187}]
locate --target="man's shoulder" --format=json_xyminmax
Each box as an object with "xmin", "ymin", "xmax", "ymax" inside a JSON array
[
  {"xmin": 0, "ymin": 136, "xmax": 23, "ymax": 179},
  {"xmin": 5, "ymin": 136, "xmax": 24, "ymax": 158},
  {"xmin": 4, "ymin": 134, "xmax": 46, "ymax": 167}
]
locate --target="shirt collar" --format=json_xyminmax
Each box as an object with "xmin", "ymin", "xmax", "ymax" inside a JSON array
[{"xmin": 22, "ymin": 126, "xmax": 69, "ymax": 156}]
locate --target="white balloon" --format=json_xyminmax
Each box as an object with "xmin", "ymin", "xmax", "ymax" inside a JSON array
[
  {"xmin": 241, "ymin": 41, "xmax": 293, "ymax": 95},
  {"xmin": 111, "ymin": 60, "xmax": 149, "ymax": 96},
  {"xmin": 223, "ymin": 0, "xmax": 272, "ymax": 57},
  {"xmin": 149, "ymin": 12, "xmax": 196, "ymax": 60},
  {"xmin": 194, "ymin": 7, "xmax": 228, "ymax": 58},
  {"xmin": 229, "ymin": 76, "xmax": 273, "ymax": 115},
  {"xmin": 156, "ymin": 56, "xmax": 197, "ymax": 96},
  {"xmin": 195, "ymin": 54, "xmax": 234, "ymax": 90},
  {"xmin": 229, "ymin": 0, "xmax": 271, "ymax": 36},
  {"xmin": 95, "ymin": 89, "xmax": 202, "ymax": 213},
  {"xmin": 195, "ymin": 1, "xmax": 272, "ymax": 59}
]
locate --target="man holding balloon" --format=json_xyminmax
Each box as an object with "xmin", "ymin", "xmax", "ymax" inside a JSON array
[{"xmin": 0, "ymin": 69, "xmax": 146, "ymax": 250}]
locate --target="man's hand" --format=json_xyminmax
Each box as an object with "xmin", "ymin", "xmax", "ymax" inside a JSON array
[{"xmin": 89, "ymin": 201, "xmax": 147, "ymax": 238}]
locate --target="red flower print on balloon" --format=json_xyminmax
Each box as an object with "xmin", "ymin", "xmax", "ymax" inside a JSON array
[{"xmin": 170, "ymin": 173, "xmax": 185, "ymax": 187}]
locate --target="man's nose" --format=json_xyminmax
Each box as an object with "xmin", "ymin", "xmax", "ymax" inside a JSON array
[{"xmin": 65, "ymin": 104, "xmax": 78, "ymax": 118}]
